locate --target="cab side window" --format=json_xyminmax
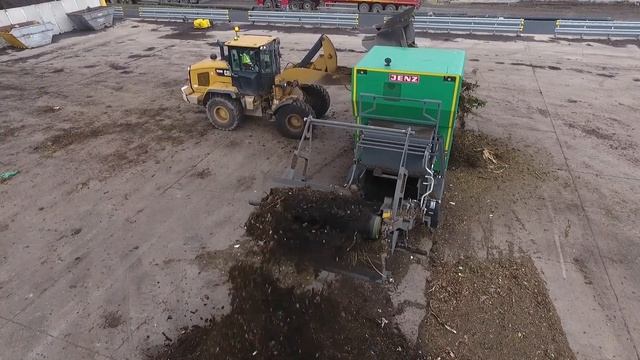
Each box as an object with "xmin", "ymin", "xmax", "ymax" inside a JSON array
[
  {"xmin": 261, "ymin": 47, "xmax": 274, "ymax": 74},
  {"xmin": 230, "ymin": 49, "xmax": 241, "ymax": 72}
]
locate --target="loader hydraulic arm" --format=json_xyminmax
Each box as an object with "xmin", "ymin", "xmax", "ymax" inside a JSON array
[
  {"xmin": 296, "ymin": 34, "xmax": 338, "ymax": 73},
  {"xmin": 276, "ymin": 34, "xmax": 351, "ymax": 86}
]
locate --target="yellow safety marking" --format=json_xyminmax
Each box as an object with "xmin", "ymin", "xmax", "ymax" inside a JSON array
[
  {"xmin": 352, "ymin": 66, "xmax": 359, "ymax": 123},
  {"xmin": 356, "ymin": 67, "xmax": 452, "ymax": 79},
  {"xmin": 445, "ymin": 75, "xmax": 460, "ymax": 151}
]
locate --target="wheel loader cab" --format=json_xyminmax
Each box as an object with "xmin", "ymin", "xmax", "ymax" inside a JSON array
[{"xmin": 225, "ymin": 35, "xmax": 281, "ymax": 96}]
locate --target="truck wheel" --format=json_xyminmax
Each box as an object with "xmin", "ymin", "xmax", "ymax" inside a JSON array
[
  {"xmin": 302, "ymin": 84, "xmax": 330, "ymax": 118},
  {"xmin": 371, "ymin": 3, "xmax": 384, "ymax": 12},
  {"xmin": 263, "ymin": 0, "xmax": 274, "ymax": 8},
  {"xmin": 302, "ymin": 0, "xmax": 314, "ymax": 10},
  {"xmin": 289, "ymin": 0, "xmax": 302, "ymax": 10},
  {"xmin": 206, "ymin": 96, "xmax": 242, "ymax": 131},
  {"xmin": 385, "ymin": 4, "xmax": 396, "ymax": 11},
  {"xmin": 275, "ymin": 100, "xmax": 315, "ymax": 139},
  {"xmin": 358, "ymin": 2, "xmax": 369, "ymax": 12}
]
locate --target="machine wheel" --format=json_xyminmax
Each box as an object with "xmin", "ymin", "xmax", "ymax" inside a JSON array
[
  {"xmin": 263, "ymin": 0, "xmax": 274, "ymax": 8},
  {"xmin": 371, "ymin": 3, "xmax": 384, "ymax": 12},
  {"xmin": 302, "ymin": 0, "xmax": 314, "ymax": 10},
  {"xmin": 275, "ymin": 100, "xmax": 315, "ymax": 139},
  {"xmin": 206, "ymin": 96, "xmax": 242, "ymax": 131},
  {"xmin": 384, "ymin": 4, "xmax": 396, "ymax": 11},
  {"xmin": 358, "ymin": 2, "xmax": 370, "ymax": 12},
  {"xmin": 289, "ymin": 0, "xmax": 302, "ymax": 10},
  {"xmin": 301, "ymin": 84, "xmax": 331, "ymax": 118}
]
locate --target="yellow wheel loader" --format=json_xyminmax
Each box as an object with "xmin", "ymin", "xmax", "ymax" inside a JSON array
[{"xmin": 180, "ymin": 28, "xmax": 350, "ymax": 139}]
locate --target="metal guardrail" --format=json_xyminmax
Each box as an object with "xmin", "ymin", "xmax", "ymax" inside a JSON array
[
  {"xmin": 111, "ymin": 6, "xmax": 123, "ymax": 18},
  {"xmin": 138, "ymin": 7, "xmax": 230, "ymax": 21},
  {"xmin": 413, "ymin": 16, "xmax": 524, "ymax": 35},
  {"xmin": 555, "ymin": 20, "xmax": 640, "ymax": 39},
  {"xmin": 248, "ymin": 10, "xmax": 358, "ymax": 28}
]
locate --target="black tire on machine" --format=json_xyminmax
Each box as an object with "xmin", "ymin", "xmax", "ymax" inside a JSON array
[
  {"xmin": 206, "ymin": 96, "xmax": 243, "ymax": 131},
  {"xmin": 302, "ymin": 84, "xmax": 331, "ymax": 118},
  {"xmin": 275, "ymin": 99, "xmax": 315, "ymax": 139}
]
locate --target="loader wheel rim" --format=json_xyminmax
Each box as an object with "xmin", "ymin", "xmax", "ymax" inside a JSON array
[
  {"xmin": 213, "ymin": 106, "xmax": 230, "ymax": 123},
  {"xmin": 286, "ymin": 114, "xmax": 304, "ymax": 130}
]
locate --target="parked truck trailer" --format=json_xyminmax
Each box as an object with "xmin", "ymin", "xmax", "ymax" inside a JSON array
[{"xmin": 256, "ymin": 0, "xmax": 421, "ymax": 12}]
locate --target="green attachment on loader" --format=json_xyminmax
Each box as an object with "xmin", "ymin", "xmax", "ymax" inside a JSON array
[{"xmin": 352, "ymin": 46, "xmax": 465, "ymax": 170}]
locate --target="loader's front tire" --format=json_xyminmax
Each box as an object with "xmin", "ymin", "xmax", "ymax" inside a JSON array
[
  {"xmin": 275, "ymin": 100, "xmax": 315, "ymax": 139},
  {"xmin": 302, "ymin": 84, "xmax": 331, "ymax": 118},
  {"xmin": 206, "ymin": 96, "xmax": 242, "ymax": 131}
]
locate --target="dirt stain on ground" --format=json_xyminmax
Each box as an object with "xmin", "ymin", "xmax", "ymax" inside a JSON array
[
  {"xmin": 0, "ymin": 124, "xmax": 25, "ymax": 141},
  {"xmin": 101, "ymin": 310, "xmax": 124, "ymax": 329},
  {"xmin": 34, "ymin": 126, "xmax": 109, "ymax": 154},
  {"xmin": 191, "ymin": 168, "xmax": 212, "ymax": 179},
  {"xmin": 108, "ymin": 63, "xmax": 128, "ymax": 71},
  {"xmin": 509, "ymin": 62, "xmax": 563, "ymax": 71},
  {"xmin": 566, "ymin": 122, "xmax": 615, "ymax": 142},
  {"xmin": 510, "ymin": 62, "xmax": 545, "ymax": 69},
  {"xmin": 128, "ymin": 53, "xmax": 154, "ymax": 59},
  {"xmin": 34, "ymin": 113, "xmax": 210, "ymax": 155}
]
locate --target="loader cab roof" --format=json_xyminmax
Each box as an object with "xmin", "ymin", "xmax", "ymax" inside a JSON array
[
  {"xmin": 355, "ymin": 46, "xmax": 465, "ymax": 76},
  {"xmin": 225, "ymin": 35, "xmax": 278, "ymax": 48}
]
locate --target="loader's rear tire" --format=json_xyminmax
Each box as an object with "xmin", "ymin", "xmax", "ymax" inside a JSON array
[
  {"xmin": 371, "ymin": 3, "xmax": 384, "ymax": 12},
  {"xmin": 275, "ymin": 100, "xmax": 315, "ymax": 139},
  {"xmin": 358, "ymin": 2, "xmax": 370, "ymax": 12},
  {"xmin": 206, "ymin": 96, "xmax": 242, "ymax": 131},
  {"xmin": 302, "ymin": 84, "xmax": 331, "ymax": 118}
]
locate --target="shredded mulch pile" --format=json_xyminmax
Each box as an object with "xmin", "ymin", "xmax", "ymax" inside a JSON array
[
  {"xmin": 154, "ymin": 262, "xmax": 415, "ymax": 360},
  {"xmin": 424, "ymin": 256, "xmax": 575, "ymax": 360},
  {"xmin": 245, "ymin": 187, "xmax": 381, "ymax": 262}
]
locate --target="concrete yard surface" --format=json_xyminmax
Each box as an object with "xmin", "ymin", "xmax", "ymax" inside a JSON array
[{"xmin": 0, "ymin": 21, "xmax": 639, "ymax": 359}]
